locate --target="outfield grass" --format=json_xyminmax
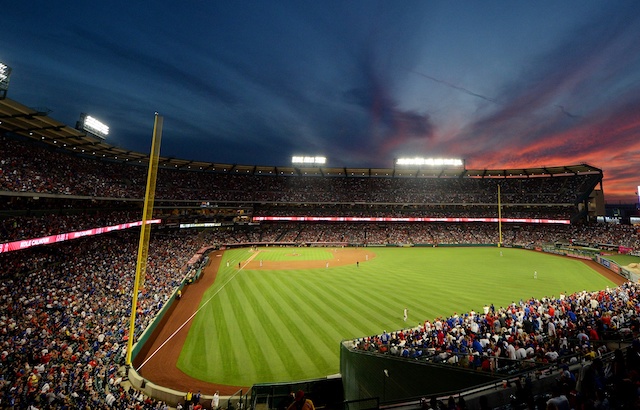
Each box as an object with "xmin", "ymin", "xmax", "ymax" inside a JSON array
[{"xmin": 177, "ymin": 247, "xmax": 617, "ymax": 386}]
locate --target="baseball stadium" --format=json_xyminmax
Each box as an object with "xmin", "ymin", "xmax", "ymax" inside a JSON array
[{"xmin": 1, "ymin": 95, "xmax": 640, "ymax": 410}]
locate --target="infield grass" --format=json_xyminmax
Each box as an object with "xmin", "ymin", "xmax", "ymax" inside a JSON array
[{"xmin": 178, "ymin": 246, "xmax": 616, "ymax": 386}]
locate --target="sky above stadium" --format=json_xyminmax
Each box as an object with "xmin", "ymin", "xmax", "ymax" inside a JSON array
[{"xmin": 3, "ymin": 1, "xmax": 640, "ymax": 203}]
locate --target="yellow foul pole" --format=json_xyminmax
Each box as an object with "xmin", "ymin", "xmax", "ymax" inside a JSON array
[
  {"xmin": 497, "ymin": 184, "xmax": 503, "ymax": 247},
  {"xmin": 126, "ymin": 113, "xmax": 163, "ymax": 366}
]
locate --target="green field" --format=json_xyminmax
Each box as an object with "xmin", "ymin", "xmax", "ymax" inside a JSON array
[
  {"xmin": 178, "ymin": 246, "xmax": 617, "ymax": 386},
  {"xmin": 605, "ymin": 253, "xmax": 640, "ymax": 267}
]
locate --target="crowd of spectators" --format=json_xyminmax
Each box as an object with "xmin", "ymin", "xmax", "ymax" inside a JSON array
[
  {"xmin": 204, "ymin": 222, "xmax": 640, "ymax": 251},
  {"xmin": 355, "ymin": 282, "xmax": 640, "ymax": 408},
  {"xmin": 2, "ymin": 133, "xmax": 619, "ymax": 253},
  {"xmin": 0, "ymin": 230, "xmax": 211, "ymax": 409},
  {"xmin": 0, "ymin": 217, "xmax": 638, "ymax": 408},
  {"xmin": 0, "ymin": 210, "xmax": 142, "ymax": 243},
  {"xmin": 1, "ymin": 135, "xmax": 598, "ymax": 207},
  {"xmin": 0, "ymin": 136, "xmax": 140, "ymax": 198},
  {"xmin": 3, "ymin": 207, "xmax": 638, "ymax": 251},
  {"xmin": 251, "ymin": 204, "xmax": 576, "ymax": 220}
]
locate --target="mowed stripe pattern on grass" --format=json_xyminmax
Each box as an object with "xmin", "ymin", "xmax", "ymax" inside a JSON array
[{"xmin": 177, "ymin": 247, "xmax": 616, "ymax": 386}]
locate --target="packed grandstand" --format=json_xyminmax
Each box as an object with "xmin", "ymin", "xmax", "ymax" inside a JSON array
[{"xmin": 1, "ymin": 106, "xmax": 640, "ymax": 409}]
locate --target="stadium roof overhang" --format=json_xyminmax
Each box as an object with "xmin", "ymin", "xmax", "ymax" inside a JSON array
[
  {"xmin": 0, "ymin": 97, "xmax": 603, "ymax": 179},
  {"xmin": 0, "ymin": 98, "xmax": 150, "ymax": 162}
]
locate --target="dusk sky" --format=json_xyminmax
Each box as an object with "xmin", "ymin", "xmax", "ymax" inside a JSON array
[{"xmin": 3, "ymin": 1, "xmax": 640, "ymax": 203}]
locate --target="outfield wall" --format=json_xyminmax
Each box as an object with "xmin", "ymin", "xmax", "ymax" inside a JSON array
[
  {"xmin": 596, "ymin": 255, "xmax": 637, "ymax": 282},
  {"xmin": 340, "ymin": 341, "xmax": 632, "ymax": 407},
  {"xmin": 340, "ymin": 343, "xmax": 500, "ymax": 402},
  {"xmin": 126, "ymin": 369, "xmax": 193, "ymax": 408}
]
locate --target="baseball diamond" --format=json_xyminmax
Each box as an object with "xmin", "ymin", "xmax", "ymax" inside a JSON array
[{"xmin": 134, "ymin": 246, "xmax": 626, "ymax": 394}]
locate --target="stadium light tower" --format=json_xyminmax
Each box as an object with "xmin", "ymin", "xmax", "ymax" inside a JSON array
[
  {"xmin": 76, "ymin": 113, "xmax": 109, "ymax": 139},
  {"xmin": 292, "ymin": 155, "xmax": 326, "ymax": 165},
  {"xmin": 395, "ymin": 157, "xmax": 465, "ymax": 168},
  {"xmin": 0, "ymin": 62, "xmax": 12, "ymax": 100}
]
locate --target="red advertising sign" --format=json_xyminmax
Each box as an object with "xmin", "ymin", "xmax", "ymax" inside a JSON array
[
  {"xmin": 0, "ymin": 219, "xmax": 161, "ymax": 253},
  {"xmin": 252, "ymin": 216, "xmax": 571, "ymax": 224}
]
